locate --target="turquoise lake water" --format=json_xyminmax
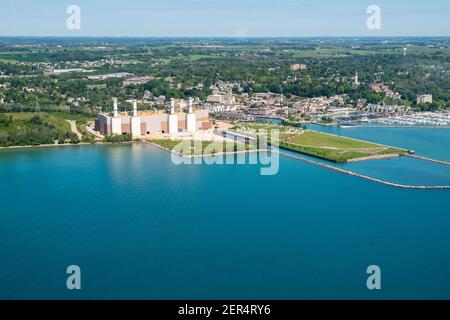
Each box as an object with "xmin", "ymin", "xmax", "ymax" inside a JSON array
[{"xmin": 0, "ymin": 127, "xmax": 449, "ymax": 300}]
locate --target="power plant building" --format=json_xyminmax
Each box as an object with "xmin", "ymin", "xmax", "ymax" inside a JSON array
[{"xmin": 95, "ymin": 99, "xmax": 212, "ymax": 137}]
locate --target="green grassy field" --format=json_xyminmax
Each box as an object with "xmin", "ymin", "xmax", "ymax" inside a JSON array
[
  {"xmin": 4, "ymin": 112, "xmax": 94, "ymax": 134},
  {"xmin": 48, "ymin": 112, "xmax": 95, "ymax": 140},
  {"xmin": 278, "ymin": 131, "xmax": 405, "ymax": 162},
  {"xmin": 228, "ymin": 123, "xmax": 405, "ymax": 162},
  {"xmin": 0, "ymin": 58, "xmax": 17, "ymax": 63},
  {"xmin": 2, "ymin": 111, "xmax": 92, "ymax": 122},
  {"xmin": 283, "ymin": 46, "xmax": 450, "ymax": 58},
  {"xmin": 234, "ymin": 123, "xmax": 300, "ymax": 135},
  {"xmin": 184, "ymin": 54, "xmax": 220, "ymax": 61},
  {"xmin": 2, "ymin": 112, "xmax": 70, "ymax": 131},
  {"xmin": 280, "ymin": 48, "xmax": 377, "ymax": 59},
  {"xmin": 0, "ymin": 112, "xmax": 95, "ymax": 146},
  {"xmin": 151, "ymin": 139, "xmax": 250, "ymax": 155},
  {"xmin": 0, "ymin": 113, "xmax": 71, "ymax": 146},
  {"xmin": 159, "ymin": 54, "xmax": 220, "ymax": 64}
]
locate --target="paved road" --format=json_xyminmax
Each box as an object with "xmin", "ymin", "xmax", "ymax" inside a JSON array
[{"xmin": 85, "ymin": 121, "xmax": 104, "ymax": 139}]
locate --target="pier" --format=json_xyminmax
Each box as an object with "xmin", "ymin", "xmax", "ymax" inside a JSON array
[
  {"xmin": 406, "ymin": 154, "xmax": 450, "ymax": 167},
  {"xmin": 222, "ymin": 130, "xmax": 450, "ymax": 189},
  {"xmin": 275, "ymin": 151, "xmax": 450, "ymax": 190}
]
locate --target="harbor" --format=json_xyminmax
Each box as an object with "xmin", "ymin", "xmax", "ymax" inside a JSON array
[
  {"xmin": 277, "ymin": 151, "xmax": 450, "ymax": 190},
  {"xmin": 373, "ymin": 112, "xmax": 450, "ymax": 126},
  {"xmin": 223, "ymin": 128, "xmax": 450, "ymax": 189}
]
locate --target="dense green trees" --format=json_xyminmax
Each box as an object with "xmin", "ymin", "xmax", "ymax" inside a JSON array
[
  {"xmin": 0, "ymin": 114, "xmax": 80, "ymax": 147},
  {"xmin": 0, "ymin": 38, "xmax": 448, "ymax": 112},
  {"xmin": 103, "ymin": 133, "xmax": 133, "ymax": 143},
  {"xmin": 0, "ymin": 114, "xmax": 12, "ymax": 126}
]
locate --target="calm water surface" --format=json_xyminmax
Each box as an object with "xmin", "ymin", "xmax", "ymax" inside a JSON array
[{"xmin": 0, "ymin": 127, "xmax": 449, "ymax": 299}]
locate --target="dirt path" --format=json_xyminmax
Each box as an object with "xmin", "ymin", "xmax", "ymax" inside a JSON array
[{"xmin": 66, "ymin": 120, "xmax": 82, "ymax": 139}]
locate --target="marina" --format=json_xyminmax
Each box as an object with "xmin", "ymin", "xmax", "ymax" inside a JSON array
[{"xmin": 367, "ymin": 112, "xmax": 450, "ymax": 126}]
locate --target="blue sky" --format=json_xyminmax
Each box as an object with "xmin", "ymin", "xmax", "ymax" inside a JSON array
[{"xmin": 0, "ymin": 0, "xmax": 449, "ymax": 36}]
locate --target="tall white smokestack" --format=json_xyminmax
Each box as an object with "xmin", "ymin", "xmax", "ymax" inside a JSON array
[
  {"xmin": 113, "ymin": 98, "xmax": 118, "ymax": 117},
  {"xmin": 188, "ymin": 98, "xmax": 193, "ymax": 113},
  {"xmin": 133, "ymin": 100, "xmax": 138, "ymax": 117},
  {"xmin": 170, "ymin": 98, "xmax": 175, "ymax": 114},
  {"xmin": 186, "ymin": 97, "xmax": 196, "ymax": 133}
]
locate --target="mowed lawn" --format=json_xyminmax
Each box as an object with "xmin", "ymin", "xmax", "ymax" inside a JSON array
[
  {"xmin": 286, "ymin": 131, "xmax": 381, "ymax": 149},
  {"xmin": 278, "ymin": 131, "xmax": 405, "ymax": 162},
  {"xmin": 151, "ymin": 140, "xmax": 250, "ymax": 155}
]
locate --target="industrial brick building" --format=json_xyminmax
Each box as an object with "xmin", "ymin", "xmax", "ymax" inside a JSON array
[{"xmin": 95, "ymin": 98, "xmax": 212, "ymax": 137}]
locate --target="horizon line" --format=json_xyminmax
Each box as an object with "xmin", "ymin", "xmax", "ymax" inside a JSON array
[{"xmin": 1, "ymin": 35, "xmax": 449, "ymax": 39}]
